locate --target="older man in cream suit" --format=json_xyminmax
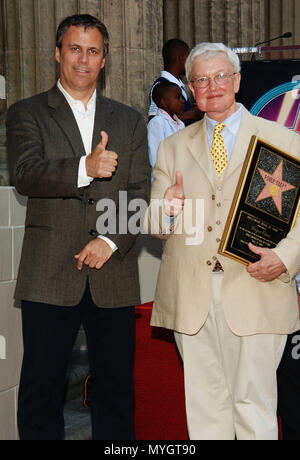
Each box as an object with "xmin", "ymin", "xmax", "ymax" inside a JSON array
[{"xmin": 145, "ymin": 42, "xmax": 300, "ymax": 440}]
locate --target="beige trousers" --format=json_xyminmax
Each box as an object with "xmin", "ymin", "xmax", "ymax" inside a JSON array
[{"xmin": 174, "ymin": 273, "xmax": 287, "ymax": 440}]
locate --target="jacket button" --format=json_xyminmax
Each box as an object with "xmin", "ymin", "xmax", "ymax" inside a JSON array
[
  {"xmin": 206, "ymin": 261, "xmax": 212, "ymax": 266},
  {"xmin": 89, "ymin": 229, "xmax": 98, "ymax": 237},
  {"xmin": 207, "ymin": 226, "xmax": 213, "ymax": 232},
  {"xmin": 212, "ymin": 194, "xmax": 216, "ymax": 200},
  {"xmin": 216, "ymin": 220, "xmax": 221, "ymax": 225},
  {"xmin": 88, "ymin": 198, "xmax": 95, "ymax": 205}
]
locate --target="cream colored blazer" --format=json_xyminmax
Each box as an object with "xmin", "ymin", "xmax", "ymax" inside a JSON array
[{"xmin": 145, "ymin": 107, "xmax": 300, "ymax": 336}]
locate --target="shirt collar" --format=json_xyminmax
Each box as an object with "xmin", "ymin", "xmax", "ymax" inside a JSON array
[
  {"xmin": 206, "ymin": 103, "xmax": 243, "ymax": 138},
  {"xmin": 157, "ymin": 108, "xmax": 182, "ymax": 127},
  {"xmin": 57, "ymin": 79, "xmax": 96, "ymax": 114}
]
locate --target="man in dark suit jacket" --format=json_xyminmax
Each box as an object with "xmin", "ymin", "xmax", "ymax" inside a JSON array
[{"xmin": 6, "ymin": 14, "xmax": 150, "ymax": 440}]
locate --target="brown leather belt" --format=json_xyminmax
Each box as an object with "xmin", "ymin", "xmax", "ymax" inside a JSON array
[{"xmin": 212, "ymin": 259, "xmax": 224, "ymax": 272}]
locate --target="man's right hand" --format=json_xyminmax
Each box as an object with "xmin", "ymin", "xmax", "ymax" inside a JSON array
[
  {"xmin": 85, "ymin": 131, "xmax": 118, "ymax": 179},
  {"xmin": 163, "ymin": 170, "xmax": 185, "ymax": 217}
]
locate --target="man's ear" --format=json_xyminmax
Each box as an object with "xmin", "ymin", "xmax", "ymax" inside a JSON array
[
  {"xmin": 188, "ymin": 81, "xmax": 195, "ymax": 99},
  {"xmin": 55, "ymin": 47, "xmax": 61, "ymax": 64},
  {"xmin": 100, "ymin": 58, "xmax": 106, "ymax": 70},
  {"xmin": 234, "ymin": 72, "xmax": 241, "ymax": 94}
]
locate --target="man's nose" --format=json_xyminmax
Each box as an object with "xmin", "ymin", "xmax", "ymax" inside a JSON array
[
  {"xmin": 78, "ymin": 51, "xmax": 89, "ymax": 64},
  {"xmin": 208, "ymin": 77, "xmax": 218, "ymax": 88}
]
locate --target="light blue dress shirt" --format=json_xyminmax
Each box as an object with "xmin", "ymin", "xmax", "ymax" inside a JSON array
[{"xmin": 206, "ymin": 102, "xmax": 243, "ymax": 160}]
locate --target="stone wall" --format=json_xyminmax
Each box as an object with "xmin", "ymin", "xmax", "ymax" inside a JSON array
[{"xmin": 0, "ymin": 187, "xmax": 26, "ymax": 440}]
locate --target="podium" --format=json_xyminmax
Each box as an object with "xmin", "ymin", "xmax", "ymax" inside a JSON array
[{"xmin": 233, "ymin": 44, "xmax": 300, "ymax": 61}]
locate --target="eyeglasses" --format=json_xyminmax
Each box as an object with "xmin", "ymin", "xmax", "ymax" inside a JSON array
[{"xmin": 190, "ymin": 72, "xmax": 238, "ymax": 88}]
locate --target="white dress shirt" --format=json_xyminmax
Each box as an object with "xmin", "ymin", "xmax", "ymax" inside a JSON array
[
  {"xmin": 57, "ymin": 80, "xmax": 117, "ymax": 252},
  {"xmin": 57, "ymin": 80, "xmax": 94, "ymax": 187}
]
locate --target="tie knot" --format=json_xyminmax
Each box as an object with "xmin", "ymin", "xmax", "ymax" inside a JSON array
[{"xmin": 214, "ymin": 123, "xmax": 226, "ymax": 135}]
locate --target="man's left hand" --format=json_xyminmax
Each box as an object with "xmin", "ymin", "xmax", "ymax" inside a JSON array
[
  {"xmin": 246, "ymin": 242, "xmax": 287, "ymax": 282},
  {"xmin": 75, "ymin": 238, "xmax": 113, "ymax": 270}
]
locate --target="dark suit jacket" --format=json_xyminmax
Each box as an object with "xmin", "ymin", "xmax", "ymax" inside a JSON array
[{"xmin": 6, "ymin": 85, "xmax": 151, "ymax": 308}]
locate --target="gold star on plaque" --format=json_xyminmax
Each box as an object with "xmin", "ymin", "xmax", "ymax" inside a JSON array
[{"xmin": 256, "ymin": 160, "xmax": 296, "ymax": 214}]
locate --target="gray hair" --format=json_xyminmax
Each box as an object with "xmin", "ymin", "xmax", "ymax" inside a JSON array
[{"xmin": 185, "ymin": 42, "xmax": 241, "ymax": 80}]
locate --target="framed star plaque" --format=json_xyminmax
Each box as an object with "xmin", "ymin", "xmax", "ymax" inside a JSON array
[{"xmin": 218, "ymin": 136, "xmax": 300, "ymax": 265}]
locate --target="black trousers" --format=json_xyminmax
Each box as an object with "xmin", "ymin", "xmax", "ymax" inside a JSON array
[
  {"xmin": 18, "ymin": 285, "xmax": 135, "ymax": 440},
  {"xmin": 277, "ymin": 331, "xmax": 300, "ymax": 440}
]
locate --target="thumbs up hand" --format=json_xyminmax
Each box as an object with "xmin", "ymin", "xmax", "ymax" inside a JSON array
[
  {"xmin": 163, "ymin": 171, "xmax": 185, "ymax": 217},
  {"xmin": 85, "ymin": 131, "xmax": 118, "ymax": 179}
]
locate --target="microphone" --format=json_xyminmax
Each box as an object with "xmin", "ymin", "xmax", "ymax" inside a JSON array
[
  {"xmin": 254, "ymin": 32, "xmax": 292, "ymax": 47},
  {"xmin": 251, "ymin": 32, "xmax": 292, "ymax": 61}
]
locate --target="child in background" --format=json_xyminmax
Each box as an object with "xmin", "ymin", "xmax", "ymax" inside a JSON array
[{"xmin": 147, "ymin": 81, "xmax": 185, "ymax": 170}]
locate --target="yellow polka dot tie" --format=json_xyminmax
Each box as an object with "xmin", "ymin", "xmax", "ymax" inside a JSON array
[{"xmin": 211, "ymin": 123, "xmax": 227, "ymax": 176}]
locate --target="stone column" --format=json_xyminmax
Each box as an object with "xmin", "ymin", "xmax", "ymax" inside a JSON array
[
  {"xmin": 267, "ymin": 0, "xmax": 298, "ymax": 42},
  {"xmin": 102, "ymin": 0, "xmax": 163, "ymax": 113},
  {"xmin": 163, "ymin": 0, "xmax": 267, "ymax": 49},
  {"xmin": 163, "ymin": 0, "xmax": 300, "ymax": 57},
  {"xmin": 266, "ymin": 0, "xmax": 300, "ymax": 59}
]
